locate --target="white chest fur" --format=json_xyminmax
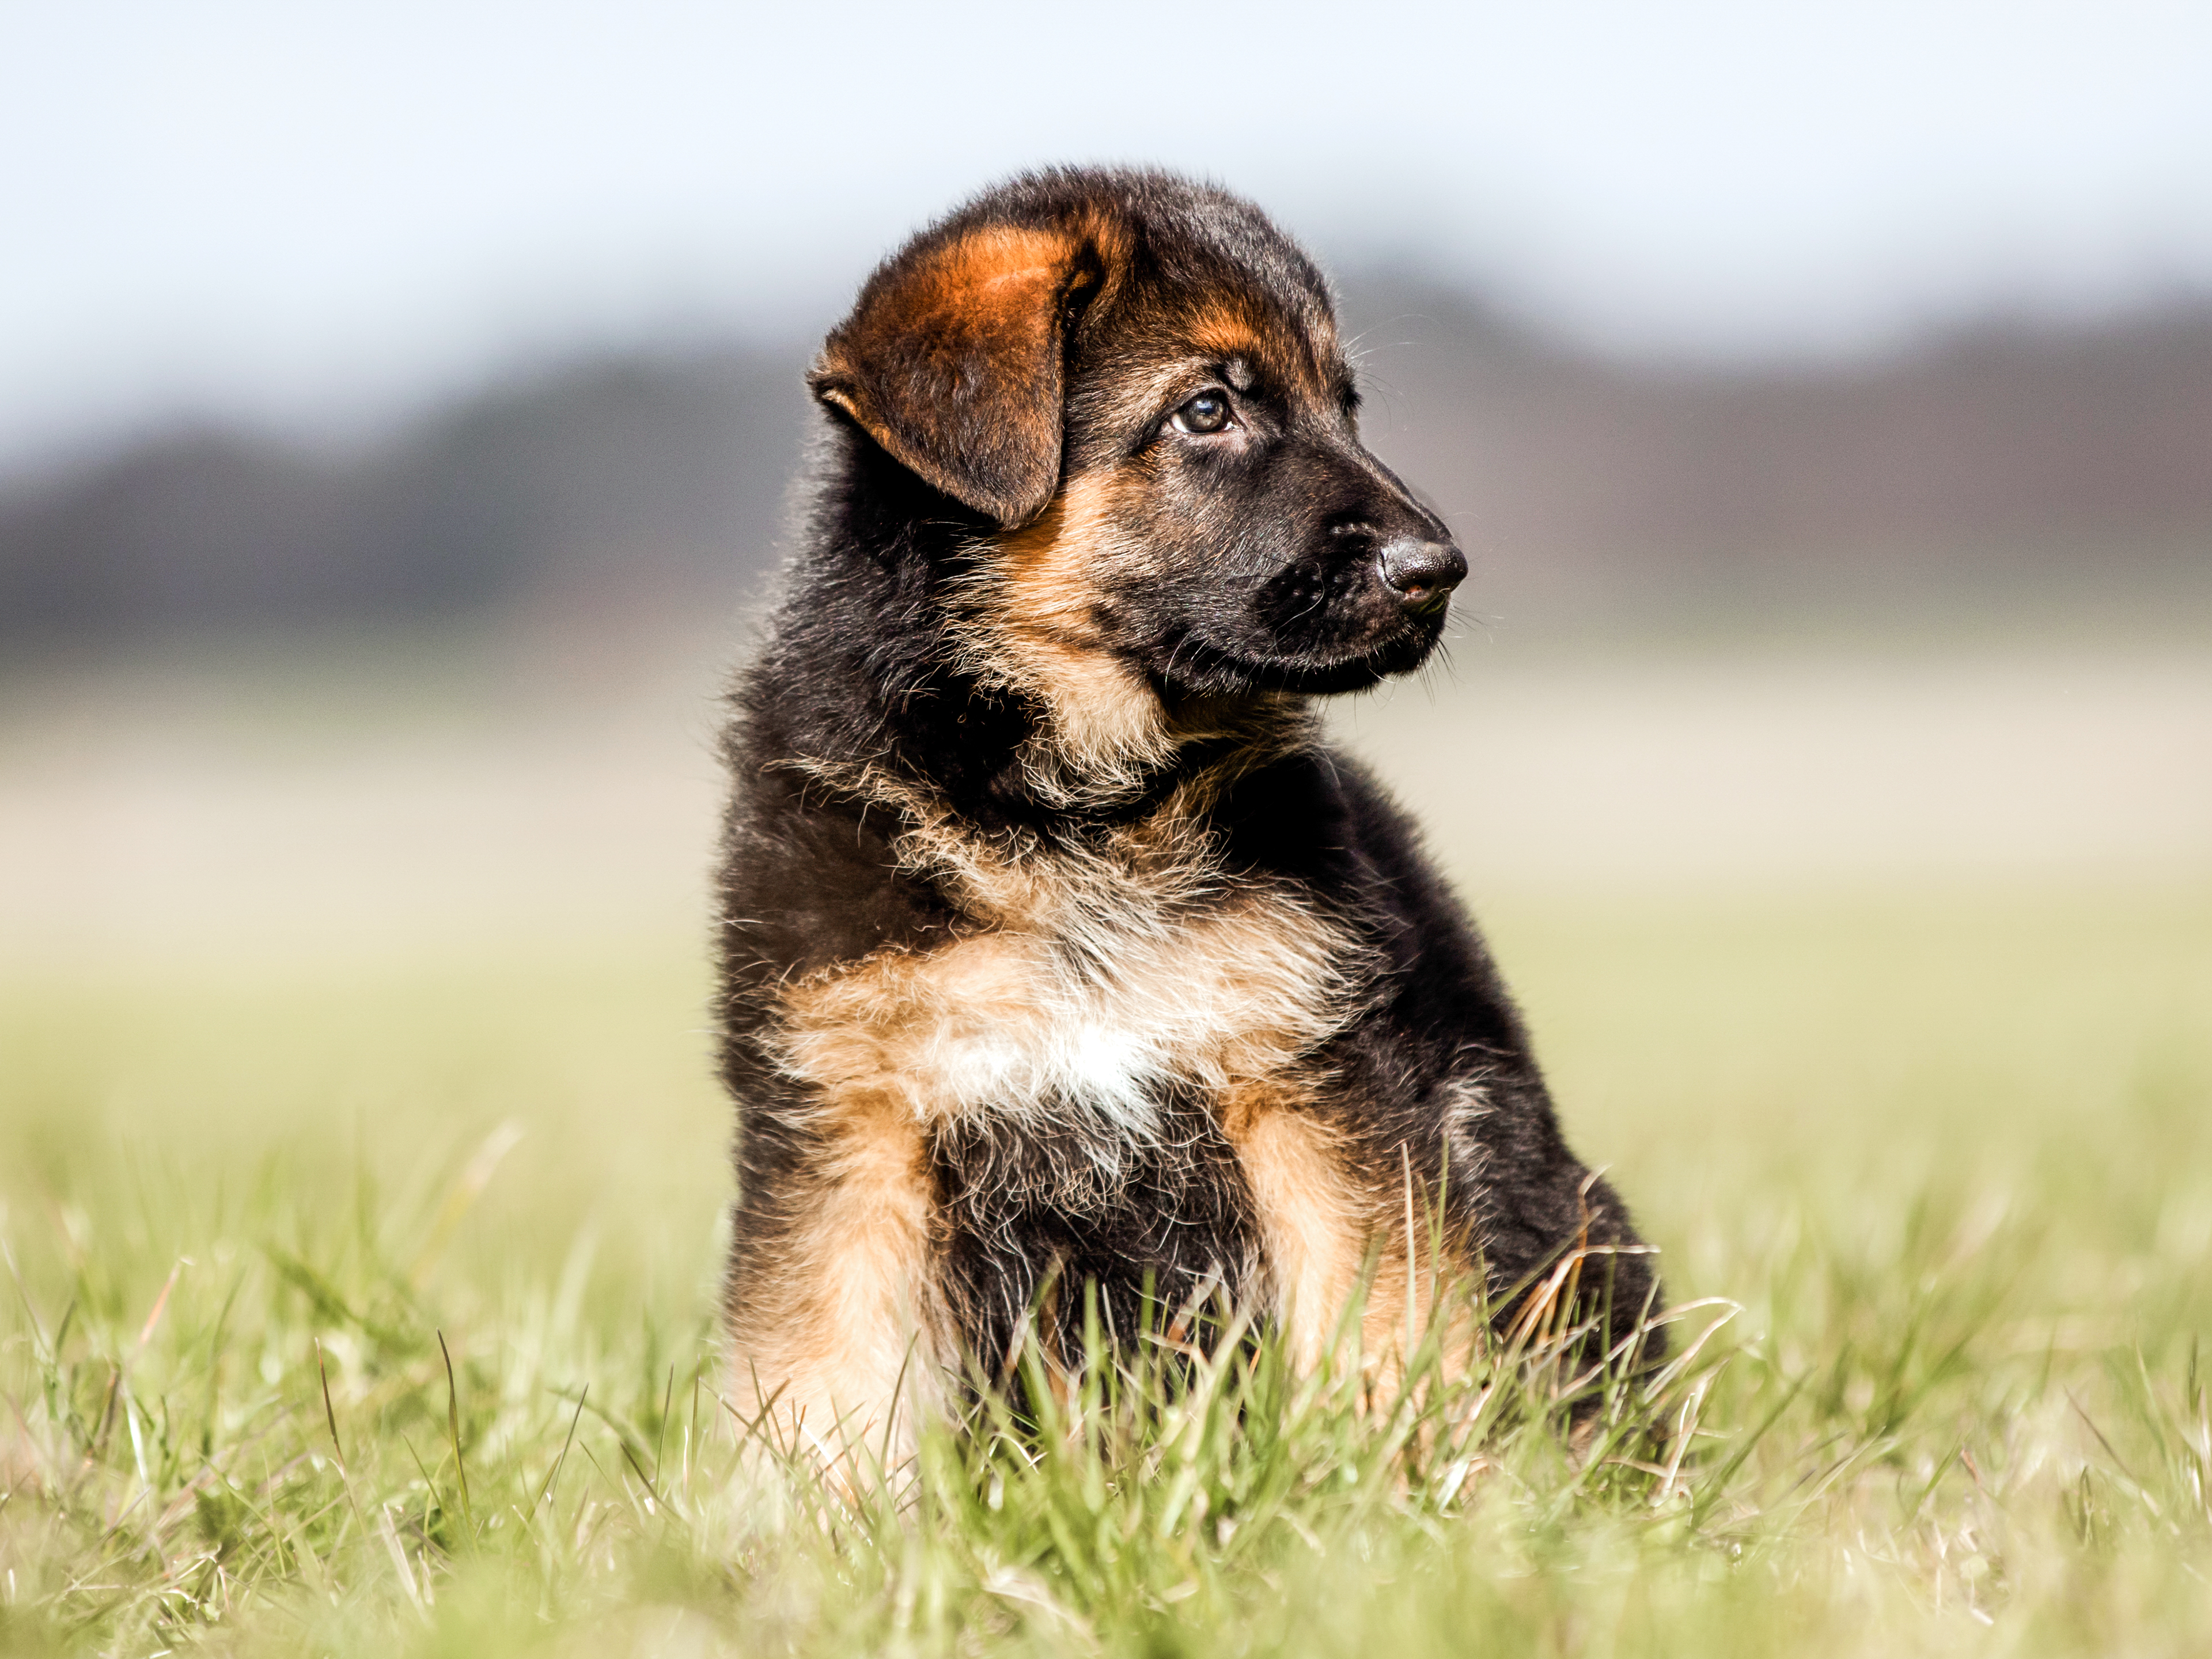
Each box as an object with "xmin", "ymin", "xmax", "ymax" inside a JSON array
[{"xmin": 775, "ymin": 883, "xmax": 1358, "ymax": 1142}]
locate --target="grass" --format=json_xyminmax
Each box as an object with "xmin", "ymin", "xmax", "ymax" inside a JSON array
[{"xmin": 3, "ymin": 878, "xmax": 2210, "ymax": 1656}]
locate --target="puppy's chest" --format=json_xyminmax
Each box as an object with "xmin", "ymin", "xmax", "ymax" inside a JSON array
[{"xmin": 774, "ymin": 880, "xmax": 1357, "ymax": 1138}]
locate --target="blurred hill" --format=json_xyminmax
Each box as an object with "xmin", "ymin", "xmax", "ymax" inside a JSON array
[
  {"xmin": 0, "ymin": 350, "xmax": 815, "ymax": 651},
  {"xmin": 2, "ymin": 281, "xmax": 2207, "ymax": 655}
]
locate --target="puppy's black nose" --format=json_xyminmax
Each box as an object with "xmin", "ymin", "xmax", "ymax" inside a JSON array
[{"xmin": 1377, "ymin": 539, "xmax": 1467, "ymax": 613}]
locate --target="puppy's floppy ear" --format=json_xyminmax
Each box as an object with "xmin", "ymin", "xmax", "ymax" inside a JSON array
[{"xmin": 808, "ymin": 221, "xmax": 1114, "ymax": 526}]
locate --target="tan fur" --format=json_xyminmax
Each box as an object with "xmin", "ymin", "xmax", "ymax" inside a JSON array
[
  {"xmin": 973, "ymin": 470, "xmax": 1172, "ymax": 796},
  {"xmin": 1217, "ymin": 1082, "xmax": 1373, "ymax": 1368},
  {"xmin": 1182, "ymin": 298, "xmax": 1272, "ymax": 367},
  {"xmin": 725, "ymin": 1087, "xmax": 943, "ymax": 1468},
  {"xmin": 1219, "ymin": 1084, "xmax": 1462, "ymax": 1381},
  {"xmin": 1372, "ymin": 1132, "xmax": 1493, "ymax": 1389},
  {"xmin": 1183, "ymin": 295, "xmax": 1342, "ymax": 400}
]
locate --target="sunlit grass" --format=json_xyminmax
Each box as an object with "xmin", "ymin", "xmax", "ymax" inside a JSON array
[{"xmin": 3, "ymin": 878, "xmax": 2210, "ymax": 1654}]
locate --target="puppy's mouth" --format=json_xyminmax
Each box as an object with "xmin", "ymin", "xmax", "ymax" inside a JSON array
[{"xmin": 1146, "ymin": 609, "xmax": 1449, "ymax": 698}]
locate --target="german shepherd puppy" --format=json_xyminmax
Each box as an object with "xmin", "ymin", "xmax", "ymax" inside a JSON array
[{"xmin": 715, "ymin": 167, "xmax": 1654, "ymax": 1455}]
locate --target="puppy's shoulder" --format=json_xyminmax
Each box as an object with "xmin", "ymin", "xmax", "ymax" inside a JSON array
[
  {"xmin": 1218, "ymin": 743, "xmax": 1532, "ymax": 1036},
  {"xmin": 1215, "ymin": 743, "xmax": 1435, "ymax": 908}
]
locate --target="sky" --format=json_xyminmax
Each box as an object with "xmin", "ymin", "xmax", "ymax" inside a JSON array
[{"xmin": 3, "ymin": 0, "xmax": 2209, "ymax": 467}]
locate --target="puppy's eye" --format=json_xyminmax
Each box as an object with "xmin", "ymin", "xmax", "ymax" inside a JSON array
[{"xmin": 1171, "ymin": 391, "xmax": 1233, "ymax": 435}]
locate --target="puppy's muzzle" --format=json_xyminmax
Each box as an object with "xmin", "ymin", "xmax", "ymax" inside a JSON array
[{"xmin": 1377, "ymin": 538, "xmax": 1468, "ymax": 615}]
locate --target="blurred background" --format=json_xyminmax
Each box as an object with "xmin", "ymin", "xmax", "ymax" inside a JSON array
[{"xmin": 2, "ymin": 2, "xmax": 2207, "ymax": 1297}]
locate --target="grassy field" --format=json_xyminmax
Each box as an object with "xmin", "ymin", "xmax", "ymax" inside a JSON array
[{"xmin": 3, "ymin": 644, "xmax": 2210, "ymax": 1655}]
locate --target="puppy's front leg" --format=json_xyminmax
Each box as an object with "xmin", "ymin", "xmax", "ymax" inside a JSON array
[{"xmin": 725, "ymin": 1090, "xmax": 942, "ymax": 1475}]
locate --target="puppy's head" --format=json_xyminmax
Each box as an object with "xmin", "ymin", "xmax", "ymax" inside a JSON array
[{"xmin": 810, "ymin": 169, "xmax": 1461, "ymax": 734}]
